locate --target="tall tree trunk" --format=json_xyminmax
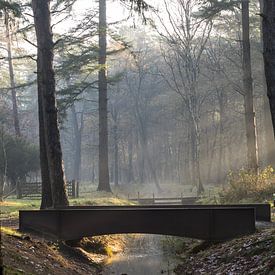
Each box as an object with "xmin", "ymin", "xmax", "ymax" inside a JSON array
[
  {"xmin": 177, "ymin": 142, "xmax": 182, "ymax": 184},
  {"xmin": 263, "ymin": 95, "xmax": 275, "ymax": 166},
  {"xmin": 127, "ymin": 130, "xmax": 134, "ymax": 183},
  {"xmin": 194, "ymin": 129, "xmax": 204, "ymax": 194},
  {"xmin": 207, "ymin": 123, "xmax": 218, "ymax": 185},
  {"xmin": 188, "ymin": 123, "xmax": 195, "ymax": 186},
  {"xmin": 137, "ymin": 131, "xmax": 145, "ymax": 184},
  {"xmin": 91, "ymin": 129, "xmax": 96, "ymax": 183},
  {"xmin": 241, "ymin": 0, "xmax": 259, "ymax": 171},
  {"xmin": 190, "ymin": 115, "xmax": 204, "ymax": 194},
  {"xmin": 0, "ymin": 126, "xmax": 7, "ymax": 202},
  {"xmin": 97, "ymin": 0, "xmax": 111, "ymax": 192},
  {"xmin": 32, "ymin": 0, "xmax": 69, "ymax": 208},
  {"xmin": 4, "ymin": 11, "xmax": 20, "ymax": 137},
  {"xmin": 259, "ymin": 0, "xmax": 275, "ymax": 167},
  {"xmin": 262, "ymin": 0, "xmax": 275, "ymax": 138},
  {"xmin": 217, "ymin": 89, "xmax": 227, "ymax": 184},
  {"xmin": 113, "ymin": 116, "xmax": 119, "ymax": 186},
  {"xmin": 142, "ymin": 137, "xmax": 161, "ymax": 191},
  {"xmin": 38, "ymin": 83, "xmax": 52, "ymax": 209},
  {"xmin": 71, "ymin": 105, "xmax": 83, "ymax": 184},
  {"xmin": 34, "ymin": 5, "xmax": 52, "ymax": 210},
  {"xmin": 184, "ymin": 134, "xmax": 191, "ymax": 185}
]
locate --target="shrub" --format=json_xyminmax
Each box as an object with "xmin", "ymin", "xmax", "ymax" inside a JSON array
[
  {"xmin": 221, "ymin": 167, "xmax": 275, "ymax": 203},
  {"xmin": 0, "ymin": 133, "xmax": 39, "ymax": 186}
]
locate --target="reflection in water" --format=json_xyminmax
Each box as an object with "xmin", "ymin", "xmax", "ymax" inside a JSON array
[{"xmin": 101, "ymin": 235, "xmax": 179, "ymax": 275}]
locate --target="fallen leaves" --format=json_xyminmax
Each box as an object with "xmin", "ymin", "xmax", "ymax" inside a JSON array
[{"xmin": 175, "ymin": 228, "xmax": 275, "ymax": 275}]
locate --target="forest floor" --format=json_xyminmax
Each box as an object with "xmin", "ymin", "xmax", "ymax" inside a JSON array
[
  {"xmin": 1, "ymin": 196, "xmax": 274, "ymax": 274},
  {"xmin": 0, "ymin": 196, "xmax": 131, "ymax": 274},
  {"xmin": 174, "ymin": 225, "xmax": 275, "ymax": 275},
  {"xmin": 1, "ymin": 224, "xmax": 133, "ymax": 275},
  {"xmin": 1, "ymin": 221, "xmax": 274, "ymax": 275},
  {"xmin": 1, "ymin": 227, "xmax": 98, "ymax": 275}
]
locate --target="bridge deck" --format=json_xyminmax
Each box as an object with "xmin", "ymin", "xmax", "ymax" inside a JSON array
[{"xmin": 19, "ymin": 207, "xmax": 256, "ymax": 241}]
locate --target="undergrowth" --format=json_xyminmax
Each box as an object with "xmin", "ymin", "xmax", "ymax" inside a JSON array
[{"xmin": 221, "ymin": 166, "xmax": 275, "ymax": 203}]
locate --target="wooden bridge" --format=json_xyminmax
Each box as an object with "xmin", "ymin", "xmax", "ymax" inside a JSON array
[{"xmin": 18, "ymin": 203, "xmax": 271, "ymax": 241}]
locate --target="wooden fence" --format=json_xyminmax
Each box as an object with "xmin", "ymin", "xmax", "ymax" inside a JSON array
[
  {"xmin": 128, "ymin": 193, "xmax": 199, "ymax": 205},
  {"xmin": 20, "ymin": 180, "xmax": 79, "ymax": 199}
]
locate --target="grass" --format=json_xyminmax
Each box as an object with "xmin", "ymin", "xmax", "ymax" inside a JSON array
[
  {"xmin": 1, "ymin": 226, "xmax": 23, "ymax": 238},
  {"xmin": 2, "ymin": 265, "xmax": 27, "ymax": 275},
  {"xmin": 0, "ymin": 192, "xmax": 133, "ymax": 220},
  {"xmin": 2, "ymin": 180, "xmax": 273, "ymax": 220},
  {"xmin": 71, "ymin": 197, "xmax": 135, "ymax": 206},
  {"xmin": 0, "ymin": 199, "xmax": 40, "ymax": 220}
]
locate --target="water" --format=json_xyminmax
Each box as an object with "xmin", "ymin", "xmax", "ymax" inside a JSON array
[{"xmin": 101, "ymin": 235, "xmax": 179, "ymax": 275}]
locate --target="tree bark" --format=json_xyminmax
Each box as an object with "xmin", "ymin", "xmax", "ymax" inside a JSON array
[
  {"xmin": 193, "ymin": 121, "xmax": 204, "ymax": 194},
  {"xmin": 39, "ymin": 88, "xmax": 52, "ymax": 209},
  {"xmin": 259, "ymin": 0, "xmax": 275, "ymax": 167},
  {"xmin": 217, "ymin": 89, "xmax": 227, "ymax": 184},
  {"xmin": 263, "ymin": 95, "xmax": 275, "ymax": 166},
  {"xmin": 241, "ymin": 0, "xmax": 259, "ymax": 171},
  {"xmin": 97, "ymin": 0, "xmax": 111, "ymax": 192},
  {"xmin": 262, "ymin": 0, "xmax": 275, "ymax": 139},
  {"xmin": 32, "ymin": 0, "xmax": 68, "ymax": 208},
  {"xmin": 4, "ymin": 11, "xmax": 20, "ymax": 137}
]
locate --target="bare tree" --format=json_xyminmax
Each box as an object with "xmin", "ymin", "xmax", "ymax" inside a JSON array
[
  {"xmin": 4, "ymin": 9, "xmax": 20, "ymax": 137},
  {"xmin": 0, "ymin": 125, "xmax": 7, "ymax": 201},
  {"xmin": 241, "ymin": 0, "xmax": 259, "ymax": 171},
  {"xmin": 71, "ymin": 103, "xmax": 84, "ymax": 186},
  {"xmin": 124, "ymin": 46, "xmax": 162, "ymax": 191},
  {"xmin": 157, "ymin": 0, "xmax": 213, "ymax": 194}
]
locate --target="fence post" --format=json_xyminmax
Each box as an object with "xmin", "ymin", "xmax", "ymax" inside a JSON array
[
  {"xmin": 16, "ymin": 181, "xmax": 22, "ymax": 199},
  {"xmin": 72, "ymin": 180, "xmax": 76, "ymax": 198},
  {"xmin": 76, "ymin": 181, "xmax": 79, "ymax": 198}
]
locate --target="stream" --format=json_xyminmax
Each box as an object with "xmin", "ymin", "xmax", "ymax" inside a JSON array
[{"xmin": 101, "ymin": 234, "xmax": 180, "ymax": 275}]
